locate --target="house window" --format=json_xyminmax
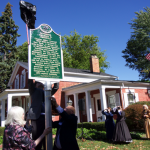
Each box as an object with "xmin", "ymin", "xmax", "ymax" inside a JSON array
[
  {"xmin": 15, "ymin": 75, "xmax": 19, "ymax": 89},
  {"xmin": 124, "ymin": 89, "xmax": 139, "ymax": 108},
  {"xmin": 106, "ymin": 91, "xmax": 121, "ymax": 109},
  {"xmin": 108, "ymin": 95, "xmax": 116, "ymax": 109},
  {"xmin": 20, "ymin": 69, "xmax": 26, "ymax": 89},
  {"xmin": 127, "ymin": 94, "xmax": 134, "ymax": 105}
]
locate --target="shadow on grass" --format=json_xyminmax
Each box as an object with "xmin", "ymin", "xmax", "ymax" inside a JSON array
[{"xmin": 135, "ymin": 137, "xmax": 150, "ymax": 140}]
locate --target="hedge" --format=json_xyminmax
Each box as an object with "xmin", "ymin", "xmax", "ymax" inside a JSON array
[
  {"xmin": 0, "ymin": 127, "xmax": 5, "ymax": 136},
  {"xmin": 76, "ymin": 128, "xmax": 143, "ymax": 140},
  {"xmin": 78, "ymin": 122, "xmax": 106, "ymax": 131}
]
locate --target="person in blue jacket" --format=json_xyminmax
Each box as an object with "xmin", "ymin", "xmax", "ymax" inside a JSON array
[{"xmin": 102, "ymin": 107, "xmax": 115, "ymax": 141}]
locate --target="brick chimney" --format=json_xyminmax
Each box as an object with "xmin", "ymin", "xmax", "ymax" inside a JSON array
[{"xmin": 90, "ymin": 55, "xmax": 100, "ymax": 73}]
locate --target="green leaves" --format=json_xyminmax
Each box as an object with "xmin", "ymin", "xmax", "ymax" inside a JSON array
[
  {"xmin": 62, "ymin": 30, "xmax": 109, "ymax": 72},
  {"xmin": 122, "ymin": 7, "xmax": 150, "ymax": 80},
  {"xmin": 0, "ymin": 3, "xmax": 20, "ymax": 92},
  {"xmin": 16, "ymin": 42, "xmax": 28, "ymax": 62}
]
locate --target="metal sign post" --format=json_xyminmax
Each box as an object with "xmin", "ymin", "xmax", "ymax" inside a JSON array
[
  {"xmin": 28, "ymin": 24, "xmax": 64, "ymax": 150},
  {"xmin": 44, "ymin": 81, "xmax": 52, "ymax": 150}
]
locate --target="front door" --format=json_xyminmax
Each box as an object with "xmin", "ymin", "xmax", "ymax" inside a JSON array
[{"xmin": 96, "ymin": 99, "xmax": 102, "ymax": 122}]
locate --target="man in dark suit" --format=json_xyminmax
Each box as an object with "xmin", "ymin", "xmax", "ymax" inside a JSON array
[
  {"xmin": 27, "ymin": 79, "xmax": 45, "ymax": 150},
  {"xmin": 50, "ymin": 96, "xmax": 79, "ymax": 150}
]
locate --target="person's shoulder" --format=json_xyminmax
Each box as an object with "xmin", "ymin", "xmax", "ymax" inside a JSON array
[
  {"xmin": 71, "ymin": 114, "xmax": 78, "ymax": 120},
  {"xmin": 36, "ymin": 87, "xmax": 44, "ymax": 92},
  {"xmin": 14, "ymin": 124, "xmax": 24, "ymax": 131},
  {"xmin": 5, "ymin": 124, "xmax": 25, "ymax": 136}
]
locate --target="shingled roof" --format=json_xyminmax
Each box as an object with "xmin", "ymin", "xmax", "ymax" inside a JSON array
[
  {"xmin": 17, "ymin": 61, "xmax": 117, "ymax": 79},
  {"xmin": 64, "ymin": 67, "xmax": 117, "ymax": 78}
]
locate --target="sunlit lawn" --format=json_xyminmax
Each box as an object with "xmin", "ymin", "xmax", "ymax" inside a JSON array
[
  {"xmin": 0, "ymin": 139, "xmax": 150, "ymax": 150},
  {"xmin": 77, "ymin": 133, "xmax": 150, "ymax": 150},
  {"xmin": 0, "ymin": 134, "xmax": 149, "ymax": 150},
  {"xmin": 78, "ymin": 138, "xmax": 150, "ymax": 150}
]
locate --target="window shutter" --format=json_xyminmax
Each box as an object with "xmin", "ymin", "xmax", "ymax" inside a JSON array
[
  {"xmin": 15, "ymin": 79, "xmax": 17, "ymax": 89},
  {"xmin": 17, "ymin": 76, "xmax": 19, "ymax": 89},
  {"xmin": 135, "ymin": 93, "xmax": 139, "ymax": 102},
  {"xmin": 20, "ymin": 75, "xmax": 22, "ymax": 89},
  {"xmin": 115, "ymin": 93, "xmax": 121, "ymax": 106},
  {"xmin": 124, "ymin": 93, "xmax": 128, "ymax": 108},
  {"xmin": 24, "ymin": 72, "xmax": 26, "ymax": 88}
]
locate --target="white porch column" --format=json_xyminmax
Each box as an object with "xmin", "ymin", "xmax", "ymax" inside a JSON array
[
  {"xmin": 99, "ymin": 87, "xmax": 107, "ymax": 121},
  {"xmin": 73, "ymin": 93, "xmax": 80, "ymax": 123},
  {"xmin": 7, "ymin": 94, "xmax": 12, "ymax": 113},
  {"xmin": 85, "ymin": 91, "xmax": 93, "ymax": 122},
  {"xmin": 1, "ymin": 99, "xmax": 5, "ymax": 127},
  {"xmin": 65, "ymin": 95, "xmax": 68, "ymax": 108}
]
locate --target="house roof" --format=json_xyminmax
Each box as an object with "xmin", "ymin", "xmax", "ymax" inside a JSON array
[
  {"xmin": 17, "ymin": 61, "xmax": 117, "ymax": 78},
  {"xmin": 18, "ymin": 61, "xmax": 28, "ymax": 68},
  {"xmin": 62, "ymin": 79, "xmax": 150, "ymax": 91},
  {"xmin": 64, "ymin": 67, "xmax": 117, "ymax": 78},
  {"xmin": 8, "ymin": 61, "xmax": 118, "ymax": 86}
]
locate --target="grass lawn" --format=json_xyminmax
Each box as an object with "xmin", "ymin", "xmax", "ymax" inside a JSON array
[
  {"xmin": 0, "ymin": 134, "xmax": 149, "ymax": 150},
  {"xmin": 77, "ymin": 138, "xmax": 150, "ymax": 150},
  {"xmin": 0, "ymin": 139, "xmax": 149, "ymax": 150}
]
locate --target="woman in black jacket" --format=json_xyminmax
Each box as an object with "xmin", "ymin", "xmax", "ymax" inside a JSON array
[
  {"xmin": 112, "ymin": 106, "xmax": 132, "ymax": 143},
  {"xmin": 102, "ymin": 107, "xmax": 115, "ymax": 141}
]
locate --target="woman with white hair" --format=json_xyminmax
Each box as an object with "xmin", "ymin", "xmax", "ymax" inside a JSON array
[
  {"xmin": 142, "ymin": 104, "xmax": 150, "ymax": 139},
  {"xmin": 3, "ymin": 106, "xmax": 51, "ymax": 149}
]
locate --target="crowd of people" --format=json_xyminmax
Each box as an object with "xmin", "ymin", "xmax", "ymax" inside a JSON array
[
  {"xmin": 102, "ymin": 106, "xmax": 132, "ymax": 143},
  {"xmin": 3, "ymin": 79, "xmax": 79, "ymax": 150},
  {"xmin": 102, "ymin": 104, "xmax": 150, "ymax": 143},
  {"xmin": 2, "ymin": 78, "xmax": 150, "ymax": 149}
]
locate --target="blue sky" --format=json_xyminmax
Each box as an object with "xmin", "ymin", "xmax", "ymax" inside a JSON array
[{"xmin": 1, "ymin": 0, "xmax": 150, "ymax": 81}]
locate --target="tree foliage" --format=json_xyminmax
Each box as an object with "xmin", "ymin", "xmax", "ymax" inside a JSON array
[
  {"xmin": 0, "ymin": 3, "xmax": 20, "ymax": 92},
  {"xmin": 62, "ymin": 30, "xmax": 109, "ymax": 72},
  {"xmin": 17, "ymin": 41, "xmax": 28, "ymax": 62},
  {"xmin": 122, "ymin": 7, "xmax": 150, "ymax": 80}
]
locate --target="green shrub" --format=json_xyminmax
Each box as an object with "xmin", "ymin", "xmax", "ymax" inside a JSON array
[
  {"xmin": 78, "ymin": 122, "xmax": 106, "ymax": 131},
  {"xmin": 130, "ymin": 132, "xmax": 143, "ymax": 139},
  {"xmin": 52, "ymin": 128, "xmax": 57, "ymax": 135},
  {"xmin": 76, "ymin": 128, "xmax": 106, "ymax": 140},
  {"xmin": 76, "ymin": 128, "xmax": 143, "ymax": 140},
  {"xmin": 0, "ymin": 136, "xmax": 3, "ymax": 145},
  {"xmin": 0, "ymin": 127, "xmax": 5, "ymax": 136},
  {"xmin": 124, "ymin": 101, "xmax": 150, "ymax": 131}
]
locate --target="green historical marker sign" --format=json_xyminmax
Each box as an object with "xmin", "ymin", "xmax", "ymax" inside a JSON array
[{"xmin": 29, "ymin": 24, "xmax": 64, "ymax": 81}]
